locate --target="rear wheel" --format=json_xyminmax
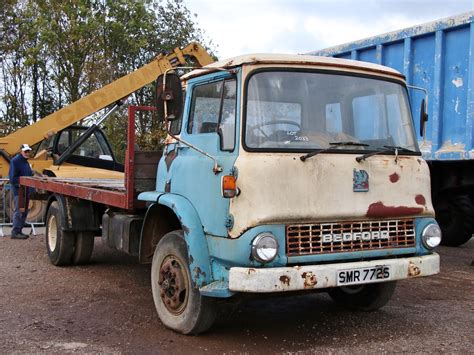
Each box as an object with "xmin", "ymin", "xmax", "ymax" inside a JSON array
[
  {"xmin": 151, "ymin": 230, "xmax": 216, "ymax": 334},
  {"xmin": 46, "ymin": 202, "xmax": 74, "ymax": 266},
  {"xmin": 72, "ymin": 232, "xmax": 95, "ymax": 265},
  {"xmin": 435, "ymin": 195, "xmax": 474, "ymax": 247},
  {"xmin": 328, "ymin": 281, "xmax": 397, "ymax": 311}
]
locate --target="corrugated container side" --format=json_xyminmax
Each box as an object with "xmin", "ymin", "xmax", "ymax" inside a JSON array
[{"xmin": 310, "ymin": 12, "xmax": 474, "ymax": 161}]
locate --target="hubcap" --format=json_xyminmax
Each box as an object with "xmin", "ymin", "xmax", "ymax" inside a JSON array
[
  {"xmin": 48, "ymin": 215, "xmax": 58, "ymax": 252},
  {"xmin": 158, "ymin": 256, "xmax": 189, "ymax": 314}
]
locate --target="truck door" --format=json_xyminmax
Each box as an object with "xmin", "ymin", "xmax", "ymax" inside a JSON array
[{"xmin": 161, "ymin": 72, "xmax": 239, "ymax": 237}]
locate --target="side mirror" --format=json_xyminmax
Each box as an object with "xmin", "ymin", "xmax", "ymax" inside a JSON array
[
  {"xmin": 156, "ymin": 73, "xmax": 182, "ymax": 122},
  {"xmin": 419, "ymin": 98, "xmax": 429, "ymax": 137}
]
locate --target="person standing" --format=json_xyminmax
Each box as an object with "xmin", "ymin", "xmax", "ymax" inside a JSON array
[{"xmin": 8, "ymin": 144, "xmax": 34, "ymax": 239}]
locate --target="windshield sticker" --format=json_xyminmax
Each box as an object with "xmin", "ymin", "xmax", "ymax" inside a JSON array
[{"xmin": 286, "ymin": 131, "xmax": 309, "ymax": 142}]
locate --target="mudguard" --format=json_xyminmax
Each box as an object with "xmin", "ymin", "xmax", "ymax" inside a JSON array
[{"xmin": 157, "ymin": 193, "xmax": 212, "ymax": 288}]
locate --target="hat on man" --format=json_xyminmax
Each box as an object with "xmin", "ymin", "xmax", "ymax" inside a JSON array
[{"xmin": 20, "ymin": 144, "xmax": 32, "ymax": 152}]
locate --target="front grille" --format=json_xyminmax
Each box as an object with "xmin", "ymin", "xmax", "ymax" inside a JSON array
[{"xmin": 286, "ymin": 219, "xmax": 416, "ymax": 256}]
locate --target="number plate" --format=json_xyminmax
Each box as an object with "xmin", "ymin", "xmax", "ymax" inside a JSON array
[{"xmin": 337, "ymin": 265, "xmax": 391, "ymax": 286}]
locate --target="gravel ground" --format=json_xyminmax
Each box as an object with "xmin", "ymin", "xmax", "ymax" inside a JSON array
[{"xmin": 0, "ymin": 227, "xmax": 472, "ymax": 353}]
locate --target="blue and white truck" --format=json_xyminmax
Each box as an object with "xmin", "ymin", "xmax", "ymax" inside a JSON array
[
  {"xmin": 23, "ymin": 47, "xmax": 441, "ymax": 334},
  {"xmin": 310, "ymin": 12, "xmax": 474, "ymax": 246}
]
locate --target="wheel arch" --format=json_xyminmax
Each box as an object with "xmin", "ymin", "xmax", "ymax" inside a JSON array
[
  {"xmin": 140, "ymin": 193, "xmax": 212, "ymax": 288},
  {"xmin": 139, "ymin": 203, "xmax": 181, "ymax": 263}
]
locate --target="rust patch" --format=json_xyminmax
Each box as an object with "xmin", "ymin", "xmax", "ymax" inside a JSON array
[
  {"xmin": 247, "ymin": 268, "xmax": 256, "ymax": 275},
  {"xmin": 279, "ymin": 275, "xmax": 290, "ymax": 287},
  {"xmin": 165, "ymin": 150, "xmax": 177, "ymax": 171},
  {"xmin": 408, "ymin": 262, "xmax": 421, "ymax": 277},
  {"xmin": 415, "ymin": 194, "xmax": 426, "ymax": 205},
  {"xmin": 301, "ymin": 271, "xmax": 317, "ymax": 288},
  {"xmin": 366, "ymin": 201, "xmax": 423, "ymax": 218},
  {"xmin": 193, "ymin": 267, "xmax": 206, "ymax": 280},
  {"xmin": 389, "ymin": 173, "xmax": 400, "ymax": 183}
]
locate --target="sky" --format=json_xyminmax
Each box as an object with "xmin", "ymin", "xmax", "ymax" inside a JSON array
[{"xmin": 185, "ymin": 0, "xmax": 474, "ymax": 59}]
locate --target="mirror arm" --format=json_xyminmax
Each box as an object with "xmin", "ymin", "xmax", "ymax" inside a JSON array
[
  {"xmin": 407, "ymin": 85, "xmax": 428, "ymax": 104},
  {"xmin": 407, "ymin": 84, "xmax": 429, "ymax": 137},
  {"xmin": 164, "ymin": 129, "xmax": 223, "ymax": 175},
  {"xmin": 158, "ymin": 69, "xmax": 224, "ymax": 174}
]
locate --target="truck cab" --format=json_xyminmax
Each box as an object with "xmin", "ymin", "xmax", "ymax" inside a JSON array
[{"xmin": 139, "ymin": 55, "xmax": 441, "ymax": 334}]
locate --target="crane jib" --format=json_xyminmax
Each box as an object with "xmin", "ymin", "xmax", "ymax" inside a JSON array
[{"xmin": 0, "ymin": 42, "xmax": 214, "ymax": 157}]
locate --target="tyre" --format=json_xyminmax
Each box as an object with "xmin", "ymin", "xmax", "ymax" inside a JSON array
[
  {"xmin": 328, "ymin": 281, "xmax": 397, "ymax": 311},
  {"xmin": 5, "ymin": 189, "xmax": 46, "ymax": 223},
  {"xmin": 46, "ymin": 201, "xmax": 75, "ymax": 266},
  {"xmin": 151, "ymin": 230, "xmax": 216, "ymax": 334},
  {"xmin": 72, "ymin": 232, "xmax": 95, "ymax": 265},
  {"xmin": 435, "ymin": 195, "xmax": 474, "ymax": 247}
]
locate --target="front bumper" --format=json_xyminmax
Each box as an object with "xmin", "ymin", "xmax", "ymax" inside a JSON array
[{"xmin": 228, "ymin": 253, "xmax": 439, "ymax": 293}]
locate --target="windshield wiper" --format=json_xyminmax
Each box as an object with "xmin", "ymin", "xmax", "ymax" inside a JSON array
[
  {"xmin": 300, "ymin": 141, "xmax": 369, "ymax": 162},
  {"xmin": 383, "ymin": 145, "xmax": 417, "ymax": 153},
  {"xmin": 356, "ymin": 145, "xmax": 417, "ymax": 163}
]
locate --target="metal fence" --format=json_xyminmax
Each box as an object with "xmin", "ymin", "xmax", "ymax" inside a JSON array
[{"xmin": 0, "ymin": 178, "xmax": 44, "ymax": 237}]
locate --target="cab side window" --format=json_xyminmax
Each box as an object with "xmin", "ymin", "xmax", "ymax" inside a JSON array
[
  {"xmin": 219, "ymin": 80, "xmax": 237, "ymax": 151},
  {"xmin": 188, "ymin": 81, "xmax": 222, "ymax": 134},
  {"xmin": 188, "ymin": 79, "xmax": 236, "ymax": 151},
  {"xmin": 169, "ymin": 89, "xmax": 185, "ymax": 135}
]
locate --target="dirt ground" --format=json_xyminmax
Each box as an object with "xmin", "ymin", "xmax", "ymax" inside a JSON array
[{"xmin": 0, "ymin": 228, "xmax": 472, "ymax": 354}]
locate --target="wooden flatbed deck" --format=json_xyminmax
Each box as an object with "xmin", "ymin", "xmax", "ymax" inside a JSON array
[
  {"xmin": 20, "ymin": 106, "xmax": 161, "ymax": 212},
  {"xmin": 21, "ymin": 177, "xmax": 128, "ymax": 209}
]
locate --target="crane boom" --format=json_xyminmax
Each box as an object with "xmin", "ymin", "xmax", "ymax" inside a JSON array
[{"xmin": 0, "ymin": 42, "xmax": 213, "ymax": 156}]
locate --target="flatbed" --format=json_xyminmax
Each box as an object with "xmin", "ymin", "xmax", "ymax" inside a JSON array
[
  {"xmin": 20, "ymin": 106, "xmax": 160, "ymax": 212},
  {"xmin": 21, "ymin": 177, "xmax": 126, "ymax": 208}
]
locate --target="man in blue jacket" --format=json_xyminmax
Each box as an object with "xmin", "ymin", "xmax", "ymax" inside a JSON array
[{"xmin": 8, "ymin": 144, "xmax": 33, "ymax": 239}]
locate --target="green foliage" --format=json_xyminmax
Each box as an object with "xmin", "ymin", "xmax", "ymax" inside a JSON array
[{"xmin": 0, "ymin": 0, "xmax": 214, "ymax": 156}]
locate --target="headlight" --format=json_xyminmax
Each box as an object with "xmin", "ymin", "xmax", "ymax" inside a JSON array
[
  {"xmin": 251, "ymin": 233, "xmax": 279, "ymax": 263},
  {"xmin": 421, "ymin": 223, "xmax": 442, "ymax": 249}
]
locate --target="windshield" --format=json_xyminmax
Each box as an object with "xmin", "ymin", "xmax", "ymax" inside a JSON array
[{"xmin": 244, "ymin": 70, "xmax": 418, "ymax": 152}]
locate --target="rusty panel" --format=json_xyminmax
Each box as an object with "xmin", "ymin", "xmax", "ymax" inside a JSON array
[
  {"xmin": 134, "ymin": 166, "xmax": 159, "ymax": 179},
  {"xmin": 286, "ymin": 219, "xmax": 415, "ymax": 256},
  {"xmin": 230, "ymin": 152, "xmax": 433, "ymax": 239},
  {"xmin": 126, "ymin": 106, "xmax": 159, "ymax": 209},
  {"xmin": 134, "ymin": 151, "xmax": 162, "ymax": 180}
]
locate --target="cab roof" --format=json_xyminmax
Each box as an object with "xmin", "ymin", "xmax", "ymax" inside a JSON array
[{"xmin": 183, "ymin": 53, "xmax": 404, "ymax": 81}]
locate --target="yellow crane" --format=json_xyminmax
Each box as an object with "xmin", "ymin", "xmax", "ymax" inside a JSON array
[{"xmin": 0, "ymin": 42, "xmax": 214, "ymax": 220}]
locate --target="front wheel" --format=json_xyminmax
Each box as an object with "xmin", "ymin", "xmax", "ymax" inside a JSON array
[
  {"xmin": 151, "ymin": 230, "xmax": 216, "ymax": 334},
  {"xmin": 328, "ymin": 281, "xmax": 396, "ymax": 311}
]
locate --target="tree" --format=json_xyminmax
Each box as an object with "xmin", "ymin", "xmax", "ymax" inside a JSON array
[
  {"xmin": 1, "ymin": 1, "xmax": 31, "ymax": 131},
  {"xmin": 101, "ymin": 0, "xmax": 214, "ymax": 158},
  {"xmin": 0, "ymin": 0, "xmax": 214, "ymax": 158}
]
